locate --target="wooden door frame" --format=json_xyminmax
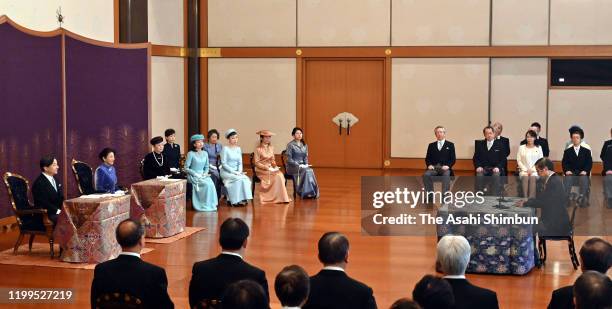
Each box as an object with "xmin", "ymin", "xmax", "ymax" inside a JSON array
[{"xmin": 299, "ymin": 57, "xmax": 389, "ymax": 168}]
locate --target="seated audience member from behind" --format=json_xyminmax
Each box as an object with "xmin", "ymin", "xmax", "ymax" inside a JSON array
[
  {"xmin": 90, "ymin": 219, "xmax": 174, "ymax": 309},
  {"xmin": 222, "ymin": 279, "xmax": 269, "ymax": 309},
  {"xmin": 389, "ymin": 298, "xmax": 422, "ymax": 309},
  {"xmin": 572, "ymin": 271, "xmax": 612, "ymax": 309},
  {"xmin": 188, "ymin": 218, "xmax": 269, "ymax": 308},
  {"xmin": 275, "ymin": 265, "xmax": 310, "ymax": 309},
  {"xmin": 303, "ymin": 232, "xmax": 377, "ymax": 309},
  {"xmin": 436, "ymin": 235, "xmax": 499, "ymax": 309},
  {"xmin": 548, "ymin": 237, "xmax": 612, "ymax": 309},
  {"xmin": 412, "ymin": 274, "xmax": 454, "ymax": 309}
]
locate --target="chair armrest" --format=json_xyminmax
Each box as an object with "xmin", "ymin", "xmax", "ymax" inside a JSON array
[{"xmin": 16, "ymin": 208, "xmax": 48, "ymax": 216}]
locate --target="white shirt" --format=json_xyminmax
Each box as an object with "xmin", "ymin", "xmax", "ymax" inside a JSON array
[
  {"xmin": 322, "ymin": 266, "xmax": 345, "ymax": 272},
  {"xmin": 281, "ymin": 307, "xmax": 301, "ymax": 309},
  {"xmin": 574, "ymin": 146, "xmax": 580, "ymax": 156},
  {"xmin": 443, "ymin": 275, "xmax": 466, "ymax": 279},
  {"xmin": 120, "ymin": 252, "xmax": 141, "ymax": 258},
  {"xmin": 42, "ymin": 173, "xmax": 57, "ymax": 191},
  {"xmin": 437, "ymin": 139, "xmax": 445, "ymax": 151},
  {"xmin": 486, "ymin": 140, "xmax": 494, "ymax": 151},
  {"xmin": 221, "ymin": 251, "xmax": 243, "ymax": 259}
]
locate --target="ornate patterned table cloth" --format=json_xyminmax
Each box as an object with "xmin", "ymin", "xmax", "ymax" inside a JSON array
[
  {"xmin": 54, "ymin": 195, "xmax": 130, "ymax": 263},
  {"xmin": 130, "ymin": 179, "xmax": 187, "ymax": 238},
  {"xmin": 437, "ymin": 197, "xmax": 536, "ymax": 275}
]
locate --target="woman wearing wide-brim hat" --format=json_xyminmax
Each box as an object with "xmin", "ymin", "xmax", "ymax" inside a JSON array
[{"xmin": 253, "ymin": 130, "xmax": 291, "ymax": 204}]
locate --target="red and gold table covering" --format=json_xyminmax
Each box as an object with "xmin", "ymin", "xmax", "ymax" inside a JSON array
[{"xmin": 130, "ymin": 179, "xmax": 187, "ymax": 238}]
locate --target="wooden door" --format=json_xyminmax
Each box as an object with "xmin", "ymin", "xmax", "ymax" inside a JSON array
[{"xmin": 304, "ymin": 59, "xmax": 384, "ymax": 168}]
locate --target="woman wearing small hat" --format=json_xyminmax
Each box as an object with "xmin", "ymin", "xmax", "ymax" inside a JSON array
[
  {"xmin": 253, "ymin": 130, "xmax": 291, "ymax": 204},
  {"xmin": 142, "ymin": 136, "xmax": 171, "ymax": 180},
  {"xmin": 220, "ymin": 129, "xmax": 253, "ymax": 206},
  {"xmin": 184, "ymin": 134, "xmax": 218, "ymax": 211}
]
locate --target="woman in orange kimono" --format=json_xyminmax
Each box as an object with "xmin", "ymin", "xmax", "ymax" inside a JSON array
[{"xmin": 253, "ymin": 130, "xmax": 291, "ymax": 204}]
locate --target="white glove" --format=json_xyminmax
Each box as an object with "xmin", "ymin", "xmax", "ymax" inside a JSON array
[
  {"xmin": 209, "ymin": 165, "xmax": 218, "ymax": 170},
  {"xmin": 170, "ymin": 168, "xmax": 179, "ymax": 173},
  {"xmin": 268, "ymin": 167, "xmax": 275, "ymax": 172}
]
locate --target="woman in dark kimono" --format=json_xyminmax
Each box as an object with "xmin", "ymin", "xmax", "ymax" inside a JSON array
[
  {"xmin": 203, "ymin": 129, "xmax": 225, "ymax": 199},
  {"xmin": 285, "ymin": 127, "xmax": 319, "ymax": 198}
]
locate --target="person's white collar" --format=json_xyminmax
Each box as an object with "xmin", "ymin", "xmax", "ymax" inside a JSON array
[
  {"xmin": 443, "ymin": 275, "xmax": 466, "ymax": 279},
  {"xmin": 437, "ymin": 139, "xmax": 445, "ymax": 144},
  {"xmin": 221, "ymin": 251, "xmax": 243, "ymax": 259},
  {"xmin": 323, "ymin": 266, "xmax": 345, "ymax": 272},
  {"xmin": 120, "ymin": 252, "xmax": 141, "ymax": 258},
  {"xmin": 42, "ymin": 173, "xmax": 55, "ymax": 183},
  {"xmin": 282, "ymin": 306, "xmax": 301, "ymax": 309}
]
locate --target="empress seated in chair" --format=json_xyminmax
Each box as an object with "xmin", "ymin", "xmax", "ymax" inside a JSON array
[
  {"xmin": 3, "ymin": 172, "xmax": 56, "ymax": 257},
  {"xmin": 95, "ymin": 292, "xmax": 144, "ymax": 309},
  {"xmin": 71, "ymin": 159, "xmax": 104, "ymax": 195}
]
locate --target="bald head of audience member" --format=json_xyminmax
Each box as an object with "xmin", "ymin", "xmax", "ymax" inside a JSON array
[
  {"xmin": 573, "ymin": 271, "xmax": 612, "ymax": 309},
  {"xmin": 115, "ymin": 219, "xmax": 145, "ymax": 253},
  {"xmin": 412, "ymin": 275, "xmax": 455, "ymax": 309},
  {"xmin": 579, "ymin": 237, "xmax": 612, "ymax": 273},
  {"xmin": 275, "ymin": 265, "xmax": 310, "ymax": 308},
  {"xmin": 222, "ymin": 279, "xmax": 268, "ymax": 309},
  {"xmin": 318, "ymin": 232, "xmax": 349, "ymax": 269},
  {"xmin": 436, "ymin": 235, "xmax": 471, "ymax": 276}
]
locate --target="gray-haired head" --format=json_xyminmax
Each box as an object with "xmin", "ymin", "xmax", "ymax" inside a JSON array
[{"xmin": 437, "ymin": 235, "xmax": 471, "ymax": 276}]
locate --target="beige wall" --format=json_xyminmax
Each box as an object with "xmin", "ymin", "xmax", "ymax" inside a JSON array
[
  {"xmin": 0, "ymin": 0, "xmax": 114, "ymax": 41},
  {"xmin": 208, "ymin": 0, "xmax": 296, "ymax": 47},
  {"xmin": 490, "ymin": 58, "xmax": 548, "ymax": 159},
  {"xmin": 492, "ymin": 0, "xmax": 549, "ymax": 45},
  {"xmin": 151, "ymin": 57, "xmax": 185, "ymax": 150},
  {"xmin": 391, "ymin": 58, "xmax": 490, "ymax": 159},
  {"xmin": 550, "ymin": 0, "xmax": 612, "ymax": 45},
  {"xmin": 392, "ymin": 0, "xmax": 490, "ymax": 46},
  {"xmin": 298, "ymin": 0, "xmax": 390, "ymax": 46},
  {"xmin": 208, "ymin": 59, "xmax": 296, "ymax": 153},
  {"xmin": 548, "ymin": 90, "xmax": 612, "ymax": 162},
  {"xmin": 148, "ymin": 0, "xmax": 183, "ymax": 46}
]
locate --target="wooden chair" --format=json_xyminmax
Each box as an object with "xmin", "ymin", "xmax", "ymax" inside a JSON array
[
  {"xmin": 280, "ymin": 150, "xmax": 298, "ymax": 199},
  {"xmin": 3, "ymin": 172, "xmax": 55, "ymax": 257},
  {"xmin": 249, "ymin": 153, "xmax": 261, "ymax": 200},
  {"xmin": 94, "ymin": 292, "xmax": 143, "ymax": 309},
  {"xmin": 538, "ymin": 192, "xmax": 580, "ymax": 270}
]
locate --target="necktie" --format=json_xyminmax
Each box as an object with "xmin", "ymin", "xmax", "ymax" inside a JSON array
[
  {"xmin": 487, "ymin": 141, "xmax": 492, "ymax": 151},
  {"xmin": 438, "ymin": 141, "xmax": 442, "ymax": 151},
  {"xmin": 51, "ymin": 178, "xmax": 57, "ymax": 191}
]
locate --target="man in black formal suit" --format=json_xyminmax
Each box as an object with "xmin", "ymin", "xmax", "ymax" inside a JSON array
[
  {"xmin": 275, "ymin": 265, "xmax": 310, "ymax": 309},
  {"xmin": 32, "ymin": 155, "xmax": 64, "ymax": 226},
  {"xmin": 222, "ymin": 280, "xmax": 269, "ymax": 309},
  {"xmin": 473, "ymin": 126, "xmax": 505, "ymax": 195},
  {"xmin": 142, "ymin": 136, "xmax": 172, "ymax": 180},
  {"xmin": 520, "ymin": 122, "xmax": 550, "ymax": 157},
  {"xmin": 547, "ymin": 237, "xmax": 612, "ymax": 309},
  {"xmin": 492, "ymin": 122, "xmax": 510, "ymax": 176},
  {"xmin": 162, "ymin": 128, "xmax": 181, "ymax": 170},
  {"xmin": 189, "ymin": 218, "xmax": 269, "ymax": 308},
  {"xmin": 562, "ymin": 128, "xmax": 592, "ymax": 205},
  {"xmin": 90, "ymin": 219, "xmax": 174, "ymax": 309},
  {"xmin": 517, "ymin": 158, "xmax": 571, "ymax": 237},
  {"xmin": 423, "ymin": 126, "xmax": 456, "ymax": 197},
  {"xmin": 437, "ymin": 235, "xmax": 499, "ymax": 309},
  {"xmin": 573, "ymin": 271, "xmax": 612, "ymax": 309},
  {"xmin": 303, "ymin": 232, "xmax": 377, "ymax": 309},
  {"xmin": 601, "ymin": 128, "xmax": 612, "ymax": 208}
]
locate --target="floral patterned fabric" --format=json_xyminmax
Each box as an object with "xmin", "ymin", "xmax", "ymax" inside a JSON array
[
  {"xmin": 54, "ymin": 195, "xmax": 130, "ymax": 263},
  {"xmin": 437, "ymin": 197, "xmax": 536, "ymax": 275},
  {"xmin": 130, "ymin": 179, "xmax": 187, "ymax": 238}
]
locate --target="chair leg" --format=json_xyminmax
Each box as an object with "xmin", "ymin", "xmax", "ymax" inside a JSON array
[
  {"xmin": 50, "ymin": 239, "xmax": 55, "ymax": 258},
  {"xmin": 28, "ymin": 234, "xmax": 35, "ymax": 252},
  {"xmin": 293, "ymin": 179, "xmax": 297, "ymax": 199},
  {"xmin": 569, "ymin": 238, "xmax": 579, "ymax": 269},
  {"xmin": 13, "ymin": 233, "xmax": 25, "ymax": 254}
]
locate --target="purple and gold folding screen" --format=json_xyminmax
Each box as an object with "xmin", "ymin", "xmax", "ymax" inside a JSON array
[
  {"xmin": 0, "ymin": 22, "xmax": 63, "ymax": 219},
  {"xmin": 65, "ymin": 36, "xmax": 149, "ymax": 197},
  {"xmin": 0, "ymin": 17, "xmax": 150, "ymax": 218}
]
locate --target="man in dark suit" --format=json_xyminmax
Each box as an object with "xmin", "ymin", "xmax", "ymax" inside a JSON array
[
  {"xmin": 473, "ymin": 126, "xmax": 505, "ymax": 195},
  {"xmin": 222, "ymin": 280, "xmax": 269, "ymax": 309},
  {"xmin": 573, "ymin": 271, "xmax": 612, "ymax": 309},
  {"xmin": 547, "ymin": 237, "xmax": 612, "ymax": 309},
  {"xmin": 601, "ymin": 128, "xmax": 612, "ymax": 208},
  {"xmin": 275, "ymin": 265, "xmax": 310, "ymax": 308},
  {"xmin": 189, "ymin": 218, "xmax": 269, "ymax": 308},
  {"xmin": 143, "ymin": 136, "xmax": 171, "ymax": 180},
  {"xmin": 437, "ymin": 235, "xmax": 498, "ymax": 309},
  {"xmin": 162, "ymin": 128, "xmax": 181, "ymax": 170},
  {"xmin": 32, "ymin": 155, "xmax": 64, "ymax": 225},
  {"xmin": 303, "ymin": 232, "xmax": 377, "ymax": 309},
  {"xmin": 517, "ymin": 158, "xmax": 571, "ymax": 237},
  {"xmin": 492, "ymin": 122, "xmax": 510, "ymax": 175},
  {"xmin": 562, "ymin": 128, "xmax": 592, "ymax": 206},
  {"xmin": 520, "ymin": 122, "xmax": 550, "ymax": 157},
  {"xmin": 90, "ymin": 219, "xmax": 174, "ymax": 309},
  {"xmin": 423, "ymin": 126, "xmax": 456, "ymax": 198}
]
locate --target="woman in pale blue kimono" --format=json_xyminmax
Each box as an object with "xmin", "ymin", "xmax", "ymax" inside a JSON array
[
  {"xmin": 204, "ymin": 129, "xmax": 224, "ymax": 199},
  {"xmin": 220, "ymin": 129, "xmax": 253, "ymax": 206},
  {"xmin": 184, "ymin": 134, "xmax": 218, "ymax": 211},
  {"xmin": 285, "ymin": 127, "xmax": 319, "ymax": 198}
]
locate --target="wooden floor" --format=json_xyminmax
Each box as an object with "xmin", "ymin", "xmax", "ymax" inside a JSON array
[{"xmin": 0, "ymin": 168, "xmax": 610, "ymax": 309}]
